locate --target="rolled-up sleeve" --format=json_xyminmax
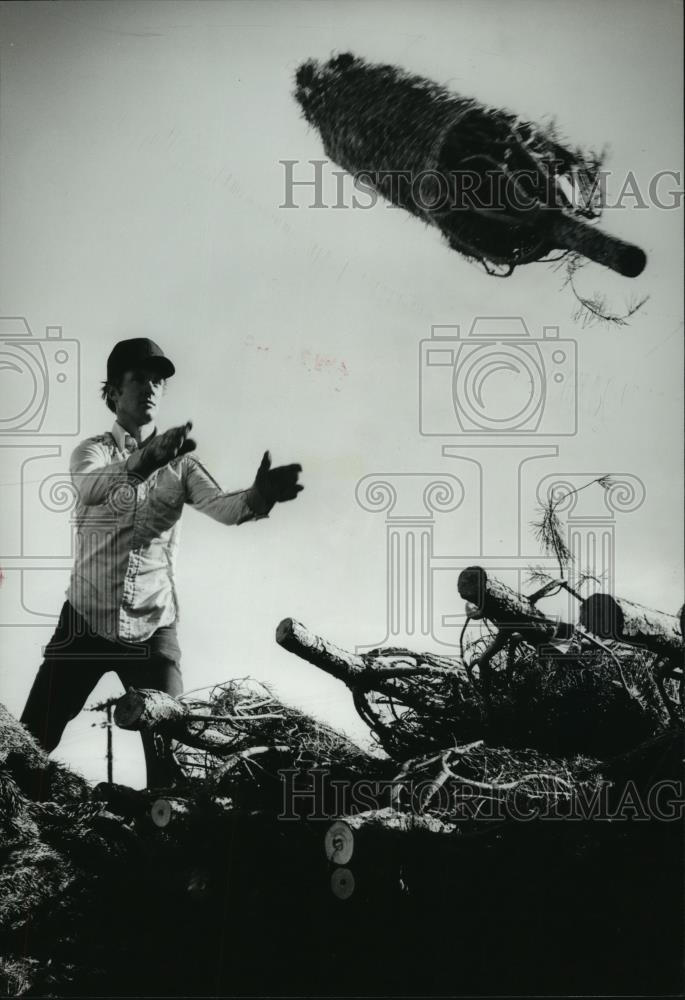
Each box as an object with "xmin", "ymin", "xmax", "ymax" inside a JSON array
[
  {"xmin": 70, "ymin": 439, "xmax": 134, "ymax": 506},
  {"xmin": 182, "ymin": 456, "xmax": 266, "ymax": 525}
]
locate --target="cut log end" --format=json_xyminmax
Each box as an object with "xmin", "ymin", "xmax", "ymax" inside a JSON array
[
  {"xmin": 579, "ymin": 593, "xmax": 624, "ymax": 640},
  {"xmin": 151, "ymin": 798, "xmax": 189, "ymax": 828},
  {"xmin": 112, "ymin": 688, "xmax": 146, "ymax": 730},
  {"xmin": 113, "ymin": 688, "xmax": 188, "ymax": 732},
  {"xmin": 619, "ymin": 244, "xmax": 647, "ymax": 279},
  {"xmin": 457, "ymin": 566, "xmax": 488, "ymax": 609},
  {"xmin": 325, "ymin": 821, "xmax": 354, "ymax": 865},
  {"xmin": 151, "ymin": 798, "xmax": 172, "ymax": 828},
  {"xmin": 276, "ymin": 617, "xmax": 297, "ymax": 647},
  {"xmin": 330, "ymin": 867, "xmax": 355, "ymax": 900}
]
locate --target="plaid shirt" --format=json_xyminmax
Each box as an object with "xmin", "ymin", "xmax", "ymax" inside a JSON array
[{"xmin": 66, "ymin": 421, "xmax": 262, "ymax": 642}]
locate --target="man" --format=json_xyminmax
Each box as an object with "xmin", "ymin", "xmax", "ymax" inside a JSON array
[{"xmin": 21, "ymin": 338, "xmax": 303, "ymax": 786}]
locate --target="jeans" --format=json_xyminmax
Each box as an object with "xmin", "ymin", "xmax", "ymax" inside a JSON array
[{"xmin": 21, "ymin": 601, "xmax": 183, "ymax": 788}]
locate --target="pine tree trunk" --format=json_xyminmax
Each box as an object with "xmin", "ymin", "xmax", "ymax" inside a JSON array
[
  {"xmin": 579, "ymin": 594, "xmax": 683, "ymax": 657},
  {"xmin": 275, "ymin": 618, "xmax": 368, "ymax": 682},
  {"xmin": 457, "ymin": 566, "xmax": 560, "ymax": 644},
  {"xmin": 330, "ymin": 808, "xmax": 459, "ymax": 836},
  {"xmin": 114, "ymin": 688, "xmax": 189, "ymax": 731},
  {"xmin": 276, "ymin": 617, "xmax": 469, "ymax": 685}
]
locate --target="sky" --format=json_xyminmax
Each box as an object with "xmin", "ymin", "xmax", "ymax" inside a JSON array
[{"xmin": 0, "ymin": 0, "xmax": 682, "ymax": 787}]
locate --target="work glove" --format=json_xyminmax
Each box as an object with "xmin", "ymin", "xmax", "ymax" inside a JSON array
[
  {"xmin": 133, "ymin": 422, "xmax": 197, "ymax": 478},
  {"xmin": 248, "ymin": 450, "xmax": 303, "ymax": 516}
]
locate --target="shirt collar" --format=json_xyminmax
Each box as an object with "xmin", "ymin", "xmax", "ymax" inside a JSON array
[
  {"xmin": 111, "ymin": 421, "xmax": 156, "ymax": 454},
  {"xmin": 111, "ymin": 421, "xmax": 129, "ymax": 452}
]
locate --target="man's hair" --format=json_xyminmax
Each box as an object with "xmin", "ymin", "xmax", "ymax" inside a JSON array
[
  {"xmin": 100, "ymin": 374, "xmax": 168, "ymax": 413},
  {"xmin": 100, "ymin": 378, "xmax": 121, "ymax": 414}
]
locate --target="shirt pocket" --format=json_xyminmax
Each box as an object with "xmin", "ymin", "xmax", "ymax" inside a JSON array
[{"xmin": 146, "ymin": 476, "xmax": 185, "ymax": 533}]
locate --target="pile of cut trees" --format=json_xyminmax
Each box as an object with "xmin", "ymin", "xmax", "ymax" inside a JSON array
[{"xmin": 0, "ymin": 570, "xmax": 682, "ymax": 996}]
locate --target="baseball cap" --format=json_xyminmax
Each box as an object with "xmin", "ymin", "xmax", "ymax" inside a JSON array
[{"xmin": 106, "ymin": 338, "xmax": 175, "ymax": 381}]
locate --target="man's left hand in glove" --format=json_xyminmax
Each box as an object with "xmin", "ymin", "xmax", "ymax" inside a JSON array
[{"xmin": 247, "ymin": 451, "xmax": 303, "ymax": 516}]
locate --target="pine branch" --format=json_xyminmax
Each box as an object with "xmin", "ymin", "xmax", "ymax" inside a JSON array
[
  {"xmin": 530, "ymin": 475, "xmax": 616, "ymax": 578},
  {"xmin": 563, "ymin": 254, "xmax": 648, "ymax": 327}
]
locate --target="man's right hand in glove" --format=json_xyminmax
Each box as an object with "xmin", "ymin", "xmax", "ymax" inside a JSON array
[
  {"xmin": 129, "ymin": 422, "xmax": 197, "ymax": 480},
  {"xmin": 247, "ymin": 450, "xmax": 303, "ymax": 516}
]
